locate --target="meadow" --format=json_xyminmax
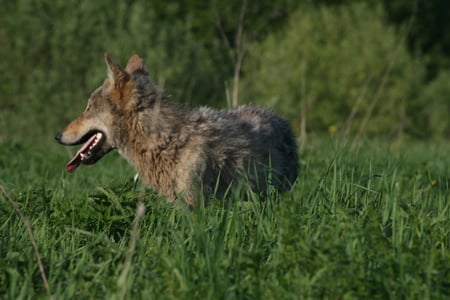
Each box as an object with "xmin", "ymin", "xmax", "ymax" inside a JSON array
[
  {"xmin": 1, "ymin": 137, "xmax": 449, "ymax": 299},
  {"xmin": 1, "ymin": 1, "xmax": 449, "ymax": 299}
]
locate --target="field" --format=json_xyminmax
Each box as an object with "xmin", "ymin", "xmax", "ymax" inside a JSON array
[
  {"xmin": 1, "ymin": 0, "xmax": 449, "ymax": 298},
  {"xmin": 1, "ymin": 137, "xmax": 449, "ymax": 299}
]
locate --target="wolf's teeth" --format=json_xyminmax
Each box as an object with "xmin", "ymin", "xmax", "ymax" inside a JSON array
[
  {"xmin": 80, "ymin": 153, "xmax": 86, "ymax": 160},
  {"xmin": 90, "ymin": 133, "xmax": 102, "ymax": 149}
]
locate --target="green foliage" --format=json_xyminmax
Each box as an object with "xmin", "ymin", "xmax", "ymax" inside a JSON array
[
  {"xmin": 1, "ymin": 140, "xmax": 449, "ymax": 299},
  {"xmin": 241, "ymin": 3, "xmax": 424, "ymax": 137},
  {"xmin": 412, "ymin": 71, "xmax": 450, "ymax": 138},
  {"xmin": 0, "ymin": 1, "xmax": 219, "ymax": 144},
  {"xmin": 0, "ymin": 0, "xmax": 448, "ymax": 141},
  {"xmin": 0, "ymin": 0, "xmax": 299, "ymax": 146}
]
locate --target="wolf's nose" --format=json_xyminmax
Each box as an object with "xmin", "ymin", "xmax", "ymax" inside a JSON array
[{"xmin": 55, "ymin": 132, "xmax": 62, "ymax": 142}]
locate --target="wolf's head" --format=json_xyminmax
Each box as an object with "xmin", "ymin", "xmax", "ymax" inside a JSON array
[{"xmin": 55, "ymin": 53, "xmax": 158, "ymax": 173}]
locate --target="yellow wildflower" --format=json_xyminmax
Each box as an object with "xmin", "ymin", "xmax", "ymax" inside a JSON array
[{"xmin": 328, "ymin": 125, "xmax": 337, "ymax": 134}]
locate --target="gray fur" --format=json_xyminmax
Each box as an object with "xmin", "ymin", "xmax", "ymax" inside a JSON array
[{"xmin": 56, "ymin": 54, "xmax": 299, "ymax": 206}]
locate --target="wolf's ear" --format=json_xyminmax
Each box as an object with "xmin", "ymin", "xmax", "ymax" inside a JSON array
[
  {"xmin": 104, "ymin": 53, "xmax": 129, "ymax": 86},
  {"xmin": 125, "ymin": 54, "xmax": 148, "ymax": 74}
]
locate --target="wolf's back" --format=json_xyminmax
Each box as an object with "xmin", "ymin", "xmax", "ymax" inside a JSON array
[{"xmin": 195, "ymin": 105, "xmax": 299, "ymax": 196}]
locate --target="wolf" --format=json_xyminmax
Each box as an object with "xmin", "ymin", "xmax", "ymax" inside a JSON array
[{"xmin": 55, "ymin": 53, "xmax": 299, "ymax": 206}]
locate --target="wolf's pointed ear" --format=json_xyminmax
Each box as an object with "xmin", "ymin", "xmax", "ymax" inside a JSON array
[
  {"xmin": 125, "ymin": 54, "xmax": 148, "ymax": 74},
  {"xmin": 104, "ymin": 53, "xmax": 129, "ymax": 86}
]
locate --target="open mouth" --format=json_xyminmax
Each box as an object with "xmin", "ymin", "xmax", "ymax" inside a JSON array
[{"xmin": 66, "ymin": 132, "xmax": 105, "ymax": 173}]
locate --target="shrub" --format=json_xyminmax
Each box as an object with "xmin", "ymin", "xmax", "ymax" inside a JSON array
[
  {"xmin": 241, "ymin": 3, "xmax": 424, "ymax": 137},
  {"xmin": 412, "ymin": 71, "xmax": 450, "ymax": 139}
]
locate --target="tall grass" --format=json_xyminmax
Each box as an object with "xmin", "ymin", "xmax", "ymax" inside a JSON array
[{"xmin": 1, "ymin": 138, "xmax": 449, "ymax": 299}]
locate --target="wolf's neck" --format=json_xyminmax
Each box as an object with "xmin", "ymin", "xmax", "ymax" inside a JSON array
[{"xmin": 115, "ymin": 100, "xmax": 189, "ymax": 192}]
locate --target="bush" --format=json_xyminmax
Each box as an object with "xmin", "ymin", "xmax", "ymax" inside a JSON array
[
  {"xmin": 241, "ymin": 3, "xmax": 424, "ymax": 137},
  {"xmin": 0, "ymin": 0, "xmax": 300, "ymax": 145},
  {"xmin": 412, "ymin": 71, "xmax": 450, "ymax": 139},
  {"xmin": 0, "ymin": 1, "xmax": 219, "ymax": 144}
]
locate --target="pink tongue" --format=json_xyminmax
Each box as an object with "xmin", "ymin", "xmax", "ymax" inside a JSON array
[{"xmin": 65, "ymin": 134, "xmax": 98, "ymax": 173}]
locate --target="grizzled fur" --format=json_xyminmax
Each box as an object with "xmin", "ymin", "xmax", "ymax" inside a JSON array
[{"xmin": 56, "ymin": 54, "xmax": 299, "ymax": 206}]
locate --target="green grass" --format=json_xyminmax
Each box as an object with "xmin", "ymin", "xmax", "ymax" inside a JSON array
[{"xmin": 1, "ymin": 138, "xmax": 449, "ymax": 299}]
